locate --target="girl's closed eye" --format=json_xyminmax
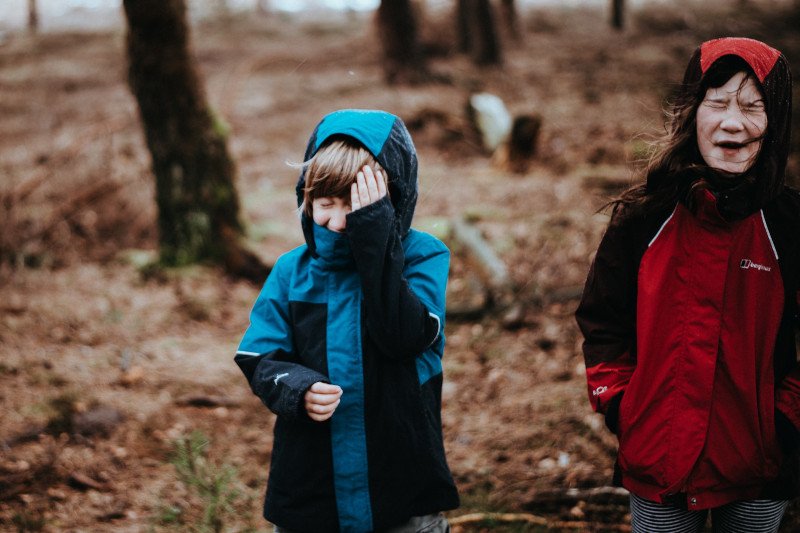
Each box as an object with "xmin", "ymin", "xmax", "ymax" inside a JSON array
[
  {"xmin": 743, "ymin": 101, "xmax": 765, "ymax": 113},
  {"xmin": 703, "ymin": 99, "xmax": 728, "ymax": 109}
]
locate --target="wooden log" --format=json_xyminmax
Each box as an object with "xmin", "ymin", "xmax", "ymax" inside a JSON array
[
  {"xmin": 466, "ymin": 93, "xmax": 512, "ymax": 153},
  {"xmin": 451, "ymin": 216, "xmax": 510, "ymax": 293},
  {"xmin": 494, "ymin": 113, "xmax": 542, "ymax": 174}
]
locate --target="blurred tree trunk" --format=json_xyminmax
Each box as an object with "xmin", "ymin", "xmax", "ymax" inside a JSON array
[
  {"xmin": 122, "ymin": 0, "xmax": 268, "ymax": 282},
  {"xmin": 256, "ymin": 0, "xmax": 271, "ymax": 14},
  {"xmin": 377, "ymin": 0, "xmax": 427, "ymax": 83},
  {"xmin": 456, "ymin": 0, "xmax": 502, "ymax": 66},
  {"xmin": 500, "ymin": 0, "xmax": 520, "ymax": 42},
  {"xmin": 456, "ymin": 0, "xmax": 470, "ymax": 53},
  {"xmin": 611, "ymin": 0, "xmax": 625, "ymax": 30},
  {"xmin": 28, "ymin": 0, "xmax": 38, "ymax": 32},
  {"xmin": 213, "ymin": 0, "xmax": 230, "ymax": 17}
]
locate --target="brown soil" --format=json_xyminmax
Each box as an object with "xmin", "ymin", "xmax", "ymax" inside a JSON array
[{"xmin": 2, "ymin": 2, "xmax": 800, "ymax": 532}]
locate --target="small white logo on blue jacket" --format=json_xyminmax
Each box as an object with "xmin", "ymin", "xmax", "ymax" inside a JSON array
[{"xmin": 274, "ymin": 373, "xmax": 289, "ymax": 385}]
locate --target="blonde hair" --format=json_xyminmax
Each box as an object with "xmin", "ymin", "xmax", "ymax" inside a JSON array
[{"xmin": 301, "ymin": 139, "xmax": 386, "ymax": 217}]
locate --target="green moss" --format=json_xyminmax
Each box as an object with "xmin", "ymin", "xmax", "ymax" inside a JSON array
[{"xmin": 209, "ymin": 109, "xmax": 231, "ymax": 139}]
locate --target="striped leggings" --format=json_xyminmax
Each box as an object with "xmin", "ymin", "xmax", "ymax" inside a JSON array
[{"xmin": 630, "ymin": 493, "xmax": 788, "ymax": 533}]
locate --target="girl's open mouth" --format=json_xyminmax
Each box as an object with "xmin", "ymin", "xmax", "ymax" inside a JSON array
[{"xmin": 717, "ymin": 141, "xmax": 745, "ymax": 149}]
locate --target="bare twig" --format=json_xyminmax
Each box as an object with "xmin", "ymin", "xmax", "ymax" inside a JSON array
[
  {"xmin": 450, "ymin": 512, "xmax": 548, "ymax": 526},
  {"xmin": 31, "ymin": 180, "xmax": 123, "ymax": 241}
]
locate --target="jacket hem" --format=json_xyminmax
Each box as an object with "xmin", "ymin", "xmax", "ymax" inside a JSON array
[{"xmin": 622, "ymin": 474, "xmax": 785, "ymax": 510}]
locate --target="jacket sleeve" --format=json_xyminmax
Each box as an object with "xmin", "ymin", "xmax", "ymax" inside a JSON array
[
  {"xmin": 346, "ymin": 196, "xmax": 447, "ymax": 360},
  {"xmin": 234, "ymin": 257, "xmax": 328, "ymax": 420},
  {"xmin": 776, "ymin": 382, "xmax": 800, "ymax": 452},
  {"xmin": 765, "ymin": 190, "xmax": 800, "ymax": 450},
  {"xmin": 575, "ymin": 216, "xmax": 639, "ymax": 433},
  {"xmin": 776, "ymin": 291, "xmax": 800, "ymax": 449}
]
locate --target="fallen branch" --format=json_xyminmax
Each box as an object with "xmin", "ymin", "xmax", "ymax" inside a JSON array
[
  {"xmin": 175, "ymin": 395, "xmax": 241, "ymax": 408},
  {"xmin": 5, "ymin": 169, "xmax": 49, "ymax": 206},
  {"xmin": 530, "ymin": 486, "xmax": 630, "ymax": 504},
  {"xmin": 68, "ymin": 471, "xmax": 110, "ymax": 492},
  {"xmin": 7, "ymin": 115, "xmax": 132, "ymax": 206},
  {"xmin": 451, "ymin": 216, "xmax": 510, "ymax": 292},
  {"xmin": 31, "ymin": 179, "xmax": 123, "ymax": 241},
  {"xmin": 449, "ymin": 511, "xmax": 631, "ymax": 531},
  {"xmin": 546, "ymin": 284, "xmax": 584, "ymax": 304},
  {"xmin": 450, "ymin": 512, "xmax": 548, "ymax": 527}
]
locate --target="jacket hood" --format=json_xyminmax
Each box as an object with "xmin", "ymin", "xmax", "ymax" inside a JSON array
[
  {"xmin": 295, "ymin": 109, "xmax": 419, "ymax": 255},
  {"xmin": 680, "ymin": 37, "xmax": 792, "ymax": 206}
]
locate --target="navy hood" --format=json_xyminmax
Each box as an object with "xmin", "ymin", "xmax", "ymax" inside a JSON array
[{"xmin": 295, "ymin": 109, "xmax": 419, "ymax": 255}]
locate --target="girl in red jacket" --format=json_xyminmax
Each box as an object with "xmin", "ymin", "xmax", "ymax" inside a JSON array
[{"xmin": 576, "ymin": 37, "xmax": 800, "ymax": 532}]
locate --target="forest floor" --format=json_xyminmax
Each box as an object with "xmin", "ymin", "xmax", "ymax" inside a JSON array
[{"xmin": 2, "ymin": 1, "xmax": 800, "ymax": 532}]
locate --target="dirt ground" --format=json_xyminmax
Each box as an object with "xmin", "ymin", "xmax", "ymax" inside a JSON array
[{"xmin": 2, "ymin": 1, "xmax": 800, "ymax": 532}]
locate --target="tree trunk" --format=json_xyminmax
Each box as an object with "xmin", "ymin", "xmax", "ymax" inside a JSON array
[
  {"xmin": 256, "ymin": 0, "xmax": 271, "ymax": 14},
  {"xmin": 457, "ymin": 0, "xmax": 502, "ymax": 66},
  {"xmin": 28, "ymin": 0, "xmax": 39, "ymax": 33},
  {"xmin": 506, "ymin": 114, "xmax": 541, "ymax": 174},
  {"xmin": 122, "ymin": 0, "xmax": 267, "ymax": 282},
  {"xmin": 377, "ymin": 0, "xmax": 426, "ymax": 84},
  {"xmin": 456, "ymin": 0, "xmax": 471, "ymax": 53},
  {"xmin": 611, "ymin": 0, "xmax": 625, "ymax": 30},
  {"xmin": 213, "ymin": 0, "xmax": 230, "ymax": 17},
  {"xmin": 500, "ymin": 0, "xmax": 520, "ymax": 42}
]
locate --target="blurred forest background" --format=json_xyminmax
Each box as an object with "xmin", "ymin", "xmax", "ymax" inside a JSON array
[{"xmin": 2, "ymin": 0, "xmax": 800, "ymax": 531}]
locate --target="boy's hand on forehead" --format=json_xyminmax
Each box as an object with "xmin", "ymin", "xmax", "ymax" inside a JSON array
[{"xmin": 351, "ymin": 165, "xmax": 387, "ymax": 212}]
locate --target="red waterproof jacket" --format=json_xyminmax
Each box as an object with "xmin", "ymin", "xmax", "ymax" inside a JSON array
[{"xmin": 576, "ymin": 188, "xmax": 800, "ymax": 509}]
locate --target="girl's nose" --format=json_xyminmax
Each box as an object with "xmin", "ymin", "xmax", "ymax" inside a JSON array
[{"xmin": 720, "ymin": 106, "xmax": 746, "ymax": 132}]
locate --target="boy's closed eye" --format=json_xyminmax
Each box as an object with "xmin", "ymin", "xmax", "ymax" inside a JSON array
[{"xmin": 311, "ymin": 196, "xmax": 351, "ymax": 232}]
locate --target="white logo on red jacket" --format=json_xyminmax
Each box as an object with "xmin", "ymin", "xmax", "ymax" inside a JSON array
[
  {"xmin": 740, "ymin": 259, "xmax": 771, "ymax": 272},
  {"xmin": 592, "ymin": 386, "xmax": 608, "ymax": 396}
]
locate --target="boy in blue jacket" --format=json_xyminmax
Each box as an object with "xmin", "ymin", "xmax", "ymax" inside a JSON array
[{"xmin": 234, "ymin": 109, "xmax": 459, "ymax": 533}]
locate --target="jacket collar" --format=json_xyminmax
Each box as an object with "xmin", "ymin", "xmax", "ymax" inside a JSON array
[{"xmin": 311, "ymin": 223, "xmax": 355, "ymax": 270}]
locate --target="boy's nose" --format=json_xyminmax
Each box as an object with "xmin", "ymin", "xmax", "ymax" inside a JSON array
[{"xmin": 328, "ymin": 211, "xmax": 347, "ymax": 232}]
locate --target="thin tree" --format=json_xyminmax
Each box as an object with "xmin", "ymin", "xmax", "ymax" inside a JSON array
[
  {"xmin": 122, "ymin": 0, "xmax": 267, "ymax": 281},
  {"xmin": 499, "ymin": 0, "xmax": 520, "ymax": 42},
  {"xmin": 213, "ymin": 0, "xmax": 230, "ymax": 17},
  {"xmin": 611, "ymin": 0, "xmax": 625, "ymax": 30},
  {"xmin": 377, "ymin": 0, "xmax": 427, "ymax": 84},
  {"xmin": 456, "ymin": 0, "xmax": 502, "ymax": 66},
  {"xmin": 256, "ymin": 0, "xmax": 271, "ymax": 14},
  {"xmin": 28, "ymin": 0, "xmax": 38, "ymax": 33}
]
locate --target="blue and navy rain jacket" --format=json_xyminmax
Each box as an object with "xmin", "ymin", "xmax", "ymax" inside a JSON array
[{"xmin": 235, "ymin": 109, "xmax": 460, "ymax": 532}]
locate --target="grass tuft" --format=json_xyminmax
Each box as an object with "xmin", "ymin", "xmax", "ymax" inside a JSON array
[{"xmin": 167, "ymin": 430, "xmax": 242, "ymax": 533}]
